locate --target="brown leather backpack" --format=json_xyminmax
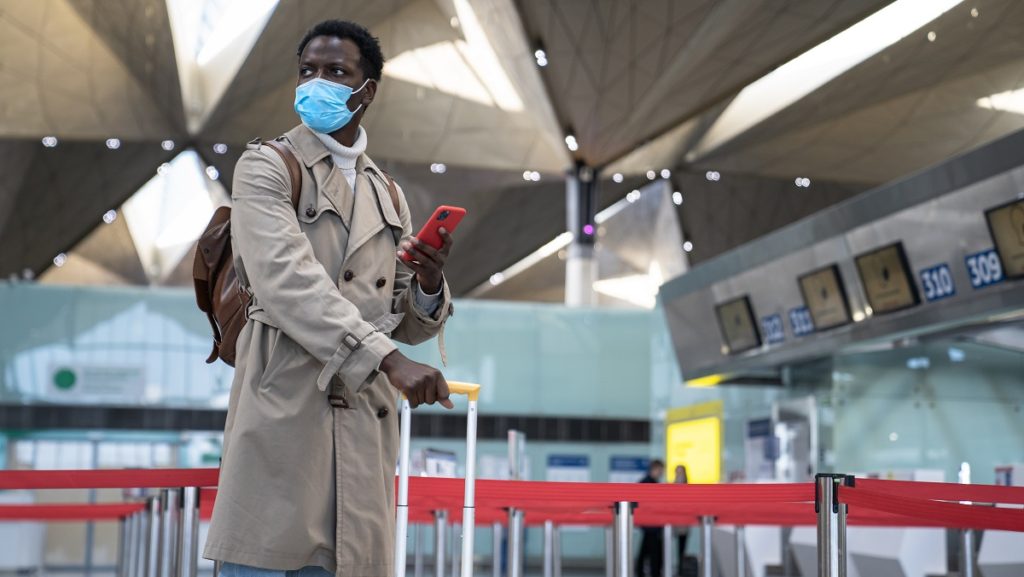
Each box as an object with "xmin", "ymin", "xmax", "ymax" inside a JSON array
[{"xmin": 193, "ymin": 139, "xmax": 402, "ymax": 367}]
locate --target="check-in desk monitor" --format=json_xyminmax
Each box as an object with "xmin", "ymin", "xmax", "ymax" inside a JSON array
[
  {"xmin": 854, "ymin": 242, "xmax": 920, "ymax": 314},
  {"xmin": 986, "ymin": 198, "xmax": 1024, "ymax": 279},
  {"xmin": 715, "ymin": 296, "xmax": 761, "ymax": 354},
  {"xmin": 798, "ymin": 264, "xmax": 851, "ymax": 330}
]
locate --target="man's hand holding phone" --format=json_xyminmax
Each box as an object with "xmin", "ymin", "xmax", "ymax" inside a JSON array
[{"xmin": 397, "ymin": 229, "xmax": 452, "ymax": 293}]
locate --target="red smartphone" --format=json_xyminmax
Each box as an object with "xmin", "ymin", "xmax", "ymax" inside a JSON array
[{"xmin": 401, "ymin": 205, "xmax": 466, "ymax": 261}]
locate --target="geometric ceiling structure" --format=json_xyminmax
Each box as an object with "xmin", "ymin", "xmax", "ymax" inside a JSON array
[{"xmin": 3, "ymin": 0, "xmax": 1024, "ymax": 301}]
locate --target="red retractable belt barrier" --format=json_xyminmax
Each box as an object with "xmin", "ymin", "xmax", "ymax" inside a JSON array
[
  {"xmin": 854, "ymin": 477, "xmax": 1024, "ymax": 505},
  {"xmin": 0, "ymin": 503, "xmax": 146, "ymax": 521},
  {"xmin": 0, "ymin": 468, "xmax": 219, "ymax": 490},
  {"xmin": 841, "ymin": 486, "xmax": 1024, "ymax": 532},
  {"xmin": 2, "ymin": 469, "xmax": 1023, "ymax": 531}
]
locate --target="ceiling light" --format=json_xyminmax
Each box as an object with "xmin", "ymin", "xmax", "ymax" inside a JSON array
[
  {"xmin": 450, "ymin": 16, "xmax": 460, "ymax": 28},
  {"xmin": 977, "ymin": 87, "xmax": 1024, "ymax": 115},
  {"xmin": 660, "ymin": 169, "xmax": 671, "ymax": 179},
  {"xmin": 927, "ymin": 31, "xmax": 937, "ymax": 42},
  {"xmin": 646, "ymin": 170, "xmax": 656, "ymax": 180},
  {"xmin": 41, "ymin": 136, "xmax": 58, "ymax": 148},
  {"xmin": 705, "ymin": 170, "xmax": 721, "ymax": 182},
  {"xmin": 593, "ymin": 271, "xmax": 661, "ymax": 308},
  {"xmin": 102, "ymin": 210, "xmax": 118, "ymax": 224},
  {"xmin": 565, "ymin": 134, "xmax": 579, "ymax": 152},
  {"xmin": 106, "ymin": 138, "xmax": 121, "ymax": 150},
  {"xmin": 906, "ymin": 356, "xmax": 931, "ymax": 370},
  {"xmin": 53, "ymin": 253, "xmax": 67, "ymax": 268},
  {"xmin": 161, "ymin": 140, "xmax": 175, "ymax": 151},
  {"xmin": 672, "ymin": 192, "xmax": 683, "ymax": 205},
  {"xmin": 205, "ymin": 165, "xmax": 220, "ymax": 180},
  {"xmin": 683, "ymin": 241, "xmax": 693, "ymax": 253},
  {"xmin": 626, "ymin": 190, "xmax": 641, "ymax": 203},
  {"xmin": 430, "ymin": 163, "xmax": 447, "ymax": 174},
  {"xmin": 523, "ymin": 170, "xmax": 532, "ymax": 181},
  {"xmin": 489, "ymin": 272, "xmax": 505, "ymax": 285},
  {"xmin": 795, "ymin": 177, "xmax": 811, "ymax": 188},
  {"xmin": 852, "ymin": 311, "xmax": 866, "ymax": 322},
  {"xmin": 612, "ymin": 173, "xmax": 624, "ymax": 183},
  {"xmin": 694, "ymin": 0, "xmax": 965, "ymax": 157},
  {"xmin": 534, "ymin": 48, "xmax": 548, "ymax": 67},
  {"xmin": 947, "ymin": 347, "xmax": 966, "ymax": 362},
  {"xmin": 889, "ymin": 432, "xmax": 899, "ymax": 442},
  {"xmin": 531, "ymin": 171, "xmax": 541, "ymax": 181},
  {"xmin": 157, "ymin": 163, "xmax": 171, "ymax": 176},
  {"xmin": 213, "ymin": 143, "xmax": 228, "ymax": 154},
  {"xmin": 971, "ymin": 7, "xmax": 979, "ymax": 17}
]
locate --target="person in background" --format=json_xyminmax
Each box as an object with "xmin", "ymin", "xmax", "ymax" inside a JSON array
[
  {"xmin": 636, "ymin": 459, "xmax": 665, "ymax": 577},
  {"xmin": 674, "ymin": 465, "xmax": 690, "ymax": 574}
]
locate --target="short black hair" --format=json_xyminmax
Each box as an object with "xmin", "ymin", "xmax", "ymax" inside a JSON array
[
  {"xmin": 649, "ymin": 459, "xmax": 665, "ymax": 470},
  {"xmin": 297, "ymin": 20, "xmax": 385, "ymax": 81}
]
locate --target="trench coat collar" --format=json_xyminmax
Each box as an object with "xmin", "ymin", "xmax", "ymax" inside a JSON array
[{"xmin": 283, "ymin": 124, "xmax": 400, "ymax": 254}]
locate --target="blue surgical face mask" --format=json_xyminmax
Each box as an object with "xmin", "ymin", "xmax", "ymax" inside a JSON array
[{"xmin": 294, "ymin": 77, "xmax": 370, "ymax": 134}]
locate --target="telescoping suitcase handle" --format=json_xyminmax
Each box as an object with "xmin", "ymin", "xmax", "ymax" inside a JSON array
[{"xmin": 395, "ymin": 382, "xmax": 481, "ymax": 577}]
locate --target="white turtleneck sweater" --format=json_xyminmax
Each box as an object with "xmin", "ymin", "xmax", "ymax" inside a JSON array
[{"xmin": 313, "ymin": 127, "xmax": 442, "ymax": 315}]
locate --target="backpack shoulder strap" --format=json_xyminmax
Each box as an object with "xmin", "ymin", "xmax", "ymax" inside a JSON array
[
  {"xmin": 381, "ymin": 171, "xmax": 401, "ymax": 217},
  {"xmin": 263, "ymin": 139, "xmax": 302, "ymax": 211}
]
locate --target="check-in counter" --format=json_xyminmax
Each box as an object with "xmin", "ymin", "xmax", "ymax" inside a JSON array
[
  {"xmin": 789, "ymin": 525, "xmax": 945, "ymax": 577},
  {"xmin": 710, "ymin": 525, "xmax": 782, "ymax": 577}
]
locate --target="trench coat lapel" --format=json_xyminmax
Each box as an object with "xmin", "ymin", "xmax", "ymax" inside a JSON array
[{"xmin": 347, "ymin": 155, "xmax": 402, "ymax": 256}]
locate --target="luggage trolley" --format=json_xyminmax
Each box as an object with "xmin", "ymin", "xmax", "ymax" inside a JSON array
[{"xmin": 395, "ymin": 382, "xmax": 481, "ymax": 577}]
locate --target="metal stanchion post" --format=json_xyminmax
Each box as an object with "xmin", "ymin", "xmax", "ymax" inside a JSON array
[
  {"xmin": 415, "ymin": 524, "xmax": 424, "ymax": 577},
  {"xmin": 815, "ymin": 475, "xmax": 842, "ymax": 577},
  {"xmin": 508, "ymin": 509, "xmax": 525, "ymax": 577},
  {"xmin": 699, "ymin": 516, "xmax": 713, "ymax": 577},
  {"xmin": 126, "ymin": 512, "xmax": 139, "ymax": 577},
  {"xmin": 960, "ymin": 529, "xmax": 975, "ymax": 577},
  {"xmin": 544, "ymin": 520, "xmax": 555, "ymax": 577},
  {"xmin": 147, "ymin": 496, "xmax": 161, "ymax": 577},
  {"xmin": 435, "ymin": 510, "xmax": 448, "ymax": 577},
  {"xmin": 492, "ymin": 522, "xmax": 502, "ymax": 577},
  {"xmin": 179, "ymin": 487, "xmax": 200, "ymax": 577},
  {"xmin": 605, "ymin": 527, "xmax": 614, "ymax": 577},
  {"xmin": 159, "ymin": 489, "xmax": 179, "ymax": 577},
  {"xmin": 136, "ymin": 505, "xmax": 150, "ymax": 577},
  {"xmin": 118, "ymin": 516, "xmax": 128, "ymax": 577},
  {"xmin": 451, "ymin": 523, "xmax": 461, "ymax": 577},
  {"xmin": 735, "ymin": 526, "xmax": 746, "ymax": 577},
  {"xmin": 613, "ymin": 502, "xmax": 633, "ymax": 577},
  {"xmin": 553, "ymin": 524, "xmax": 562, "ymax": 577},
  {"xmin": 662, "ymin": 525, "xmax": 672, "ymax": 577}
]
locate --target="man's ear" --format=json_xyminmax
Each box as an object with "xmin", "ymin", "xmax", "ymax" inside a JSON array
[{"xmin": 362, "ymin": 78, "xmax": 378, "ymax": 107}]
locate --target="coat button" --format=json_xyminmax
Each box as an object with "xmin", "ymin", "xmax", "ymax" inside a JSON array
[
  {"xmin": 343, "ymin": 270, "xmax": 355, "ymax": 282},
  {"xmin": 305, "ymin": 206, "xmax": 316, "ymax": 217},
  {"xmin": 376, "ymin": 277, "xmax": 387, "ymax": 289},
  {"xmin": 377, "ymin": 407, "xmax": 389, "ymax": 419}
]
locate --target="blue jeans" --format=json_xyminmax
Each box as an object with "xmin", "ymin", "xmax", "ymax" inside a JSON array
[{"xmin": 220, "ymin": 562, "xmax": 332, "ymax": 577}]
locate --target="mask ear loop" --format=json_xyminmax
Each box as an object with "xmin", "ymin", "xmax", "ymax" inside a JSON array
[{"xmin": 349, "ymin": 78, "xmax": 373, "ymax": 114}]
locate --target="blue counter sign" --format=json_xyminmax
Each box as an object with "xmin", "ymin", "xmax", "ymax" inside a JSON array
[
  {"xmin": 788, "ymin": 307, "xmax": 815, "ymax": 337},
  {"xmin": 965, "ymin": 249, "xmax": 1004, "ymax": 289},
  {"xmin": 760, "ymin": 314, "xmax": 785, "ymax": 344},
  {"xmin": 919, "ymin": 263, "xmax": 956, "ymax": 302}
]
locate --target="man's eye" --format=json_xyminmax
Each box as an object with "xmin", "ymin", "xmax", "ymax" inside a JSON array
[{"xmin": 332, "ymin": 68, "xmax": 345, "ymax": 75}]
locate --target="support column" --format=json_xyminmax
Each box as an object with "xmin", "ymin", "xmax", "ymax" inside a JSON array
[
  {"xmin": 699, "ymin": 516, "xmax": 713, "ymax": 577},
  {"xmin": 960, "ymin": 530, "xmax": 976, "ymax": 577},
  {"xmin": 451, "ymin": 523, "xmax": 461, "ymax": 577},
  {"xmin": 565, "ymin": 163, "xmax": 597, "ymax": 307},
  {"xmin": 605, "ymin": 527, "xmax": 614, "ymax": 577},
  {"xmin": 159, "ymin": 489, "xmax": 179, "ymax": 577},
  {"xmin": 415, "ymin": 524, "xmax": 425, "ymax": 577},
  {"xmin": 543, "ymin": 520, "xmax": 555, "ymax": 577},
  {"xmin": 553, "ymin": 523, "xmax": 562, "ymax": 577},
  {"xmin": 146, "ymin": 496, "xmax": 161, "ymax": 577}
]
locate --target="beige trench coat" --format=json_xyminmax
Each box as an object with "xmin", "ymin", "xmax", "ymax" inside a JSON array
[{"xmin": 203, "ymin": 124, "xmax": 451, "ymax": 576}]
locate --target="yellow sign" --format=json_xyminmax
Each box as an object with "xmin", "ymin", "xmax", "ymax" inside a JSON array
[{"xmin": 666, "ymin": 401, "xmax": 722, "ymax": 484}]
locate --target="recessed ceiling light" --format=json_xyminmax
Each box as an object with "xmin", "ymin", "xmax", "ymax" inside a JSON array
[
  {"xmin": 53, "ymin": 253, "xmax": 68, "ymax": 268},
  {"xmin": 672, "ymin": 192, "xmax": 683, "ymax": 205},
  {"xmin": 683, "ymin": 241, "xmax": 694, "ymax": 252},
  {"xmin": 213, "ymin": 143, "xmax": 228, "ymax": 154},
  {"xmin": 660, "ymin": 169, "xmax": 671, "ymax": 179},
  {"xmin": 106, "ymin": 138, "xmax": 121, "ymax": 150},
  {"xmin": 161, "ymin": 140, "xmax": 175, "ymax": 151},
  {"xmin": 565, "ymin": 134, "xmax": 579, "ymax": 152},
  {"xmin": 927, "ymin": 31, "xmax": 937, "ymax": 42},
  {"xmin": 489, "ymin": 272, "xmax": 505, "ymax": 285},
  {"xmin": 205, "ymin": 166, "xmax": 220, "ymax": 180},
  {"xmin": 646, "ymin": 170, "xmax": 656, "ymax": 180},
  {"xmin": 102, "ymin": 210, "xmax": 118, "ymax": 224},
  {"xmin": 612, "ymin": 173, "xmax": 624, "ymax": 183},
  {"xmin": 41, "ymin": 136, "xmax": 58, "ymax": 148}
]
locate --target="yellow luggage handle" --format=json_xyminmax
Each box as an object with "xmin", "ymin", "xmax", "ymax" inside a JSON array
[{"xmin": 401, "ymin": 381, "xmax": 480, "ymax": 401}]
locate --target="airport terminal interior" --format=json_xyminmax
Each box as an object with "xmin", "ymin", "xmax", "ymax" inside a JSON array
[{"xmin": 1, "ymin": 0, "xmax": 1023, "ymax": 576}]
